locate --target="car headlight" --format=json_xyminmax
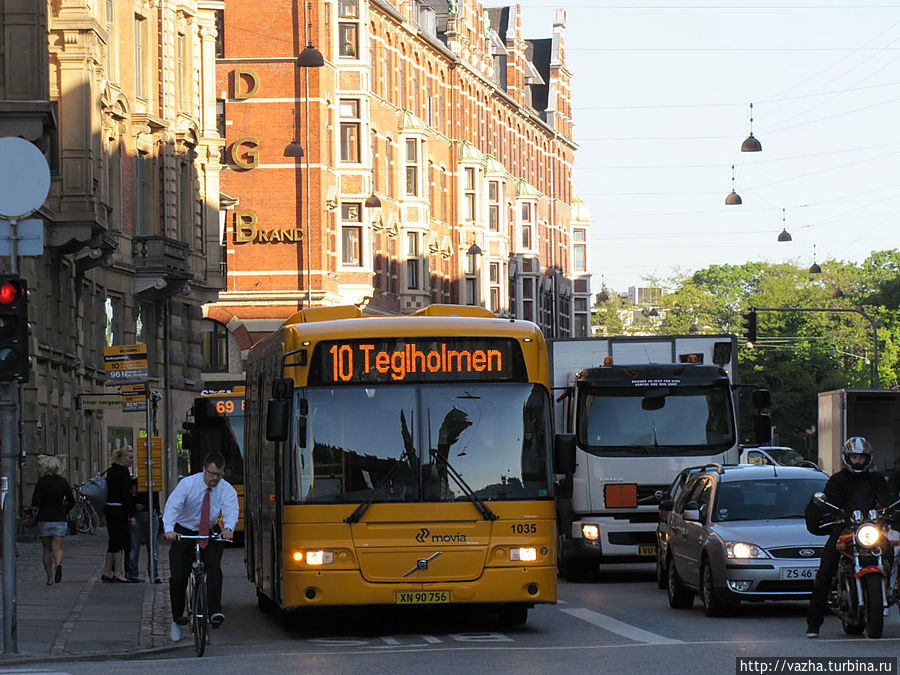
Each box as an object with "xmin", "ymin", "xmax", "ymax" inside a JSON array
[
  {"xmin": 581, "ymin": 524, "xmax": 599, "ymax": 541},
  {"xmin": 726, "ymin": 542, "xmax": 768, "ymax": 559},
  {"xmin": 856, "ymin": 524, "xmax": 882, "ymax": 548}
]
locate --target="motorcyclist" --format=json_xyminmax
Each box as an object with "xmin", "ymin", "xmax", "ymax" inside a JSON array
[{"xmin": 806, "ymin": 436, "xmax": 893, "ymax": 638}]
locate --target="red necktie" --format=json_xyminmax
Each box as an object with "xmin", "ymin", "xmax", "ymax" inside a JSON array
[{"xmin": 198, "ymin": 487, "xmax": 211, "ymax": 549}]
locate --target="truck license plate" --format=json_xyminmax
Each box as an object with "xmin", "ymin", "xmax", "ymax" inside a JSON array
[
  {"xmin": 395, "ymin": 590, "xmax": 451, "ymax": 604},
  {"xmin": 781, "ymin": 567, "xmax": 816, "ymax": 580},
  {"xmin": 638, "ymin": 545, "xmax": 656, "ymax": 557}
]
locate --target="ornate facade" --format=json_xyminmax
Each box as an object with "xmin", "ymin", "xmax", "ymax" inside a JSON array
[{"xmin": 0, "ymin": 0, "xmax": 225, "ymax": 502}]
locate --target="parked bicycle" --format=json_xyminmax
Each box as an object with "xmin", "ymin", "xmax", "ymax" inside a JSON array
[
  {"xmin": 178, "ymin": 533, "xmax": 227, "ymax": 657},
  {"xmin": 68, "ymin": 482, "xmax": 99, "ymax": 534}
]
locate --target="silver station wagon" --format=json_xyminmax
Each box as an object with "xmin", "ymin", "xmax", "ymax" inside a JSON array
[{"xmin": 664, "ymin": 464, "xmax": 828, "ymax": 616}]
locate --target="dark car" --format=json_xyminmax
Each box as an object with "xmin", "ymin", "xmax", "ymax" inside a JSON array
[{"xmin": 663, "ymin": 464, "xmax": 828, "ymax": 616}]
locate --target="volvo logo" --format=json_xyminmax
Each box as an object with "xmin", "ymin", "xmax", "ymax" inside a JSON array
[
  {"xmin": 403, "ymin": 551, "xmax": 442, "ymax": 577},
  {"xmin": 799, "ymin": 548, "xmax": 816, "ymax": 557},
  {"xmin": 415, "ymin": 528, "xmax": 430, "ymax": 543}
]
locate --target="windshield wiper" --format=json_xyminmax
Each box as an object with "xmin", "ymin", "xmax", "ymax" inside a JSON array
[
  {"xmin": 428, "ymin": 448, "xmax": 498, "ymax": 521},
  {"xmin": 344, "ymin": 461, "xmax": 409, "ymax": 524}
]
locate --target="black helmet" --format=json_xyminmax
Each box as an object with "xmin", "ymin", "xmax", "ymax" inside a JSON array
[{"xmin": 840, "ymin": 436, "xmax": 874, "ymax": 473}]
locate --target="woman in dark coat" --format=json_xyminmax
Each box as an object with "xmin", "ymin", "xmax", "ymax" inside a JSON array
[
  {"xmin": 101, "ymin": 445, "xmax": 135, "ymax": 582},
  {"xmin": 31, "ymin": 454, "xmax": 75, "ymax": 585}
]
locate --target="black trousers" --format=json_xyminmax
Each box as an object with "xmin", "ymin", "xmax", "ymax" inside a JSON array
[
  {"xmin": 169, "ymin": 524, "xmax": 224, "ymax": 620},
  {"xmin": 807, "ymin": 532, "xmax": 840, "ymax": 630}
]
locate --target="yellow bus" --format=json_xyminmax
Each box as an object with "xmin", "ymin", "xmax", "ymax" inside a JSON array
[
  {"xmin": 182, "ymin": 387, "xmax": 246, "ymax": 539},
  {"xmin": 244, "ymin": 305, "xmax": 574, "ymax": 625}
]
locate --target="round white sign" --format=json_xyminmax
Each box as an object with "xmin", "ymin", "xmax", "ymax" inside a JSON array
[{"xmin": 0, "ymin": 137, "xmax": 51, "ymax": 218}]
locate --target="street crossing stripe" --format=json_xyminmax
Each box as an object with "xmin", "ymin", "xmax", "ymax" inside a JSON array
[{"xmin": 560, "ymin": 608, "xmax": 682, "ymax": 645}]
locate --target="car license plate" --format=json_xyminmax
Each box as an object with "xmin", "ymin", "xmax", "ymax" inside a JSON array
[
  {"xmin": 781, "ymin": 567, "xmax": 816, "ymax": 580},
  {"xmin": 638, "ymin": 545, "xmax": 656, "ymax": 557},
  {"xmin": 395, "ymin": 590, "xmax": 451, "ymax": 604}
]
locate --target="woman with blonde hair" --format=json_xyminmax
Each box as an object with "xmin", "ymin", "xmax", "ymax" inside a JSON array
[{"xmin": 30, "ymin": 454, "xmax": 75, "ymax": 585}]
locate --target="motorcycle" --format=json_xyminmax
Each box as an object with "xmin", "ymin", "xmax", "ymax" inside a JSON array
[{"xmin": 813, "ymin": 492, "xmax": 900, "ymax": 639}]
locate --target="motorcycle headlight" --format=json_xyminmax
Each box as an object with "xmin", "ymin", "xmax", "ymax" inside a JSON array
[
  {"xmin": 856, "ymin": 524, "xmax": 882, "ymax": 547},
  {"xmin": 726, "ymin": 542, "xmax": 768, "ymax": 559}
]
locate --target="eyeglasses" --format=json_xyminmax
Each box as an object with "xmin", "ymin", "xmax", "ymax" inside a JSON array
[{"xmin": 204, "ymin": 468, "xmax": 225, "ymax": 478}]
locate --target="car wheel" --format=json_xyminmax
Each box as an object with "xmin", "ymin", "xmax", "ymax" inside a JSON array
[
  {"xmin": 701, "ymin": 560, "xmax": 735, "ymax": 617},
  {"xmin": 667, "ymin": 554, "xmax": 693, "ymax": 609},
  {"xmin": 655, "ymin": 544, "xmax": 667, "ymax": 589}
]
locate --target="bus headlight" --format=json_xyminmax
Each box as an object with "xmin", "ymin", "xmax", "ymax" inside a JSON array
[
  {"xmin": 291, "ymin": 551, "xmax": 303, "ymax": 563},
  {"xmin": 306, "ymin": 551, "xmax": 334, "ymax": 565},
  {"xmin": 581, "ymin": 524, "xmax": 600, "ymax": 541},
  {"xmin": 510, "ymin": 547, "xmax": 537, "ymax": 562}
]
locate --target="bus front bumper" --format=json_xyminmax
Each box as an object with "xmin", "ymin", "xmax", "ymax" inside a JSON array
[{"xmin": 281, "ymin": 565, "xmax": 558, "ymax": 609}]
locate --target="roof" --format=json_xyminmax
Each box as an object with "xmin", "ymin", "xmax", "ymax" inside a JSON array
[{"xmin": 715, "ymin": 464, "xmax": 827, "ymax": 482}]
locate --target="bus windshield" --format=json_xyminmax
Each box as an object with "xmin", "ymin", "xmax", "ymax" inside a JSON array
[
  {"xmin": 289, "ymin": 383, "xmax": 552, "ymax": 504},
  {"xmin": 577, "ymin": 384, "xmax": 735, "ymax": 457}
]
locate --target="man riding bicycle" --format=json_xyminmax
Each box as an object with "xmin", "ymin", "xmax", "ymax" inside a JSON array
[{"xmin": 163, "ymin": 451, "xmax": 239, "ymax": 642}]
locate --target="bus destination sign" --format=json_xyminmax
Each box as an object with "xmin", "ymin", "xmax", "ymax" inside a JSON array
[{"xmin": 313, "ymin": 338, "xmax": 524, "ymax": 384}]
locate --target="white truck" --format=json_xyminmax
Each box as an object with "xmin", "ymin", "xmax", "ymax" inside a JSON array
[{"xmin": 549, "ymin": 335, "xmax": 766, "ymax": 580}]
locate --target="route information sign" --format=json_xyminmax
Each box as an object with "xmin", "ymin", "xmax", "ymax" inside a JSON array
[{"xmin": 103, "ymin": 344, "xmax": 149, "ymax": 382}]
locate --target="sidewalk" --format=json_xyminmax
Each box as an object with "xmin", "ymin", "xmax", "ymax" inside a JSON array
[{"xmin": 0, "ymin": 526, "xmax": 177, "ymax": 663}]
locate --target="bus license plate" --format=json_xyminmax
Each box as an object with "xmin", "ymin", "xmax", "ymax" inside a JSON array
[
  {"xmin": 638, "ymin": 545, "xmax": 656, "ymax": 557},
  {"xmin": 395, "ymin": 590, "xmax": 451, "ymax": 605},
  {"xmin": 781, "ymin": 567, "xmax": 816, "ymax": 580}
]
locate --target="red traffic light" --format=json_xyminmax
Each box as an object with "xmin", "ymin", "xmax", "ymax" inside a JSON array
[{"xmin": 0, "ymin": 282, "xmax": 17, "ymax": 305}]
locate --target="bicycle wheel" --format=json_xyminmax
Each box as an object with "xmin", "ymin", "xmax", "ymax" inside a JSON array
[
  {"xmin": 191, "ymin": 572, "xmax": 208, "ymax": 657},
  {"xmin": 70, "ymin": 502, "xmax": 92, "ymax": 534}
]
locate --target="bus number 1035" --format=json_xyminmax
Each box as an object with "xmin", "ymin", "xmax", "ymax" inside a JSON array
[{"xmin": 511, "ymin": 523, "xmax": 536, "ymax": 534}]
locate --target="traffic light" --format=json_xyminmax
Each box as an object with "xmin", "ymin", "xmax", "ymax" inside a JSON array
[
  {"xmin": 741, "ymin": 309, "xmax": 758, "ymax": 344},
  {"xmin": 0, "ymin": 276, "xmax": 29, "ymax": 382}
]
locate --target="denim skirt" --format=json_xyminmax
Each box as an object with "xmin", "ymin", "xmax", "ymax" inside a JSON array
[{"xmin": 37, "ymin": 521, "xmax": 68, "ymax": 537}]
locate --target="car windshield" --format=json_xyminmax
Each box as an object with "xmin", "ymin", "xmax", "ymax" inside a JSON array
[
  {"xmin": 713, "ymin": 477, "xmax": 827, "ymax": 522},
  {"xmin": 765, "ymin": 447, "xmax": 807, "ymax": 466}
]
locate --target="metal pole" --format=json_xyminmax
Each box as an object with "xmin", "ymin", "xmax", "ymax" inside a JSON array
[
  {"xmin": 2, "ymin": 220, "xmax": 19, "ymax": 653},
  {"xmin": 753, "ymin": 306, "xmax": 879, "ymax": 388},
  {"xmin": 144, "ymin": 383, "xmax": 156, "ymax": 581}
]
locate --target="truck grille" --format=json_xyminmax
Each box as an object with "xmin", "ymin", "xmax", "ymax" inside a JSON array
[{"xmin": 608, "ymin": 531, "xmax": 657, "ymax": 546}]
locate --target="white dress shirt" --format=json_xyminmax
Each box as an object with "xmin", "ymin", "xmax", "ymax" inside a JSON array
[{"xmin": 163, "ymin": 471, "xmax": 239, "ymax": 533}]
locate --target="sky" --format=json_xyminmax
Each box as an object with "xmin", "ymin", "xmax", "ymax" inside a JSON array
[{"xmin": 503, "ymin": 1, "xmax": 900, "ymax": 294}]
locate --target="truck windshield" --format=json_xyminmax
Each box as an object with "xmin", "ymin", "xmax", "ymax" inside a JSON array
[
  {"xmin": 288, "ymin": 383, "xmax": 553, "ymax": 504},
  {"xmin": 577, "ymin": 384, "xmax": 735, "ymax": 457}
]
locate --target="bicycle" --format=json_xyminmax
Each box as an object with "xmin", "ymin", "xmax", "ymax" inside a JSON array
[
  {"xmin": 69, "ymin": 483, "xmax": 98, "ymax": 534},
  {"xmin": 177, "ymin": 533, "xmax": 227, "ymax": 657}
]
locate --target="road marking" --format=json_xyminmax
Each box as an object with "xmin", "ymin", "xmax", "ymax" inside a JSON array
[{"xmin": 559, "ymin": 608, "xmax": 682, "ymax": 645}]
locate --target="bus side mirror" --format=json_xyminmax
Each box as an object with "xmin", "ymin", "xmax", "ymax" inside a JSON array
[
  {"xmin": 554, "ymin": 433, "xmax": 576, "ymax": 475},
  {"xmin": 266, "ymin": 399, "xmax": 291, "ymax": 442}
]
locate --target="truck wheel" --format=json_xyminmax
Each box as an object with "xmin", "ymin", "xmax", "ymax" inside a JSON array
[
  {"xmin": 863, "ymin": 574, "xmax": 884, "ymax": 639},
  {"xmin": 667, "ymin": 555, "xmax": 693, "ymax": 609}
]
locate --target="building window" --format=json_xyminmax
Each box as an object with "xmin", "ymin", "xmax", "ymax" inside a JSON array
[
  {"xmin": 490, "ymin": 287, "xmax": 500, "ymax": 313},
  {"xmin": 104, "ymin": 296, "xmax": 123, "ymax": 347},
  {"xmin": 341, "ymin": 202, "xmax": 363, "ymax": 266},
  {"xmin": 134, "ymin": 16, "xmax": 146, "ymax": 99},
  {"xmin": 215, "ymin": 9, "xmax": 225, "ymax": 58},
  {"xmin": 464, "ymin": 167, "xmax": 476, "ymax": 221},
  {"xmin": 216, "ymin": 100, "xmax": 226, "ymax": 164},
  {"xmin": 488, "ymin": 180, "xmax": 500, "ymax": 231},
  {"xmin": 405, "ymin": 138, "xmax": 419, "ymax": 196},
  {"xmin": 489, "ymin": 262, "xmax": 500, "ymax": 313},
  {"xmin": 522, "ymin": 278, "xmax": 534, "ymax": 322},
  {"xmin": 406, "ymin": 232, "xmax": 420, "ymax": 289},
  {"xmin": 386, "ymin": 137, "xmax": 393, "ymax": 196},
  {"xmin": 201, "ymin": 319, "xmax": 229, "ymax": 373},
  {"xmin": 338, "ymin": 0, "xmax": 359, "ymax": 57},
  {"xmin": 106, "ymin": 0, "xmax": 117, "ymax": 82},
  {"xmin": 340, "ymin": 99, "xmax": 361, "ymax": 163},
  {"xmin": 176, "ymin": 33, "xmax": 186, "ymax": 111},
  {"xmin": 135, "ymin": 150, "xmax": 148, "ymax": 234},
  {"xmin": 136, "ymin": 302, "xmax": 157, "ymax": 369},
  {"xmin": 574, "ymin": 244, "xmax": 586, "ymax": 271},
  {"xmin": 179, "ymin": 156, "xmax": 193, "ymax": 242},
  {"xmin": 521, "ymin": 201, "xmax": 533, "ymax": 249}
]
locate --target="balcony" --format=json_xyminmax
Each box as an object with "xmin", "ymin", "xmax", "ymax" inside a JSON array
[{"xmin": 132, "ymin": 235, "xmax": 193, "ymax": 299}]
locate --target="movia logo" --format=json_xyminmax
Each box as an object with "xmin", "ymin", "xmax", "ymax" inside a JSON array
[{"xmin": 414, "ymin": 528, "xmax": 467, "ymax": 543}]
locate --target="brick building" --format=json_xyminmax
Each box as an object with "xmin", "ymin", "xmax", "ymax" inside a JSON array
[{"xmin": 204, "ymin": 0, "xmax": 591, "ymax": 388}]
